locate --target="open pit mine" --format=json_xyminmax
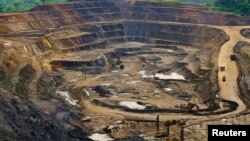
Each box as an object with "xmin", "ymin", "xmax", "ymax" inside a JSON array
[{"xmin": 0, "ymin": 0, "xmax": 250, "ymax": 141}]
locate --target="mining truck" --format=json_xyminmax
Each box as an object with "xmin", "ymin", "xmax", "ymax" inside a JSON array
[
  {"xmin": 220, "ymin": 66, "xmax": 225, "ymax": 72},
  {"xmin": 222, "ymin": 75, "xmax": 226, "ymax": 82},
  {"xmin": 230, "ymin": 54, "xmax": 237, "ymax": 61}
]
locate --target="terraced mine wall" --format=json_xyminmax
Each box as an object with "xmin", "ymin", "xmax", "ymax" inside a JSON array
[
  {"xmin": 241, "ymin": 29, "xmax": 250, "ymax": 39},
  {"xmin": 0, "ymin": 20, "xmax": 229, "ymax": 56},
  {"xmin": 51, "ymin": 21, "xmax": 228, "ymax": 51},
  {"xmin": 0, "ymin": 0, "xmax": 242, "ymax": 113},
  {"xmin": 0, "ymin": 0, "xmax": 249, "ymax": 140},
  {"xmin": 234, "ymin": 42, "xmax": 250, "ymax": 107},
  {"xmin": 0, "ymin": 0, "xmax": 246, "ymax": 57},
  {"xmin": 1, "ymin": 0, "xmax": 250, "ymax": 31}
]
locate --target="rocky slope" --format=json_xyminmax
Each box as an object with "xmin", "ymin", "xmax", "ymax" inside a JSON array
[{"xmin": 0, "ymin": 0, "xmax": 249, "ymax": 140}]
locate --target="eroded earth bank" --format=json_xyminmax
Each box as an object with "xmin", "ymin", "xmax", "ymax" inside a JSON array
[{"xmin": 0, "ymin": 0, "xmax": 250, "ymax": 140}]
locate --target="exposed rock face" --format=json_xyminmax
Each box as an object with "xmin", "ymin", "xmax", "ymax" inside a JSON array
[
  {"xmin": 241, "ymin": 29, "xmax": 250, "ymax": 39},
  {"xmin": 37, "ymin": 72, "xmax": 64, "ymax": 99},
  {"xmin": 0, "ymin": 98, "xmax": 62, "ymax": 141},
  {"xmin": 93, "ymin": 85, "xmax": 113, "ymax": 97},
  {"xmin": 0, "ymin": 63, "xmax": 88, "ymax": 140},
  {"xmin": 0, "ymin": 0, "xmax": 249, "ymax": 140},
  {"xmin": 234, "ymin": 42, "xmax": 250, "ymax": 106},
  {"xmin": 0, "ymin": 70, "xmax": 12, "ymax": 90},
  {"xmin": 15, "ymin": 64, "xmax": 35, "ymax": 99},
  {"xmin": 0, "ymin": 0, "xmax": 246, "ymax": 60}
]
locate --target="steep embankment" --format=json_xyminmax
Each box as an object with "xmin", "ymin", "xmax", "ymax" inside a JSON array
[
  {"xmin": 216, "ymin": 26, "xmax": 250, "ymax": 115},
  {"xmin": 234, "ymin": 41, "xmax": 250, "ymax": 108},
  {"xmin": 241, "ymin": 29, "xmax": 250, "ymax": 39},
  {"xmin": 0, "ymin": 0, "xmax": 249, "ymax": 140}
]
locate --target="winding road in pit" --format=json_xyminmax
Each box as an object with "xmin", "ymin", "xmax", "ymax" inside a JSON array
[
  {"xmin": 81, "ymin": 24, "xmax": 250, "ymax": 123},
  {"xmin": 216, "ymin": 26, "xmax": 250, "ymax": 115}
]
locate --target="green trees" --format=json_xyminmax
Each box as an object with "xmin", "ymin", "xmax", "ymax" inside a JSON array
[
  {"xmin": 214, "ymin": 0, "xmax": 250, "ymax": 16},
  {"xmin": 180, "ymin": 0, "xmax": 216, "ymax": 4},
  {"xmin": 149, "ymin": 0, "xmax": 180, "ymax": 4},
  {"xmin": 150, "ymin": 0, "xmax": 249, "ymax": 16},
  {"xmin": 1, "ymin": 0, "xmax": 248, "ymax": 16},
  {"xmin": 13, "ymin": 0, "xmax": 22, "ymax": 11},
  {"xmin": 0, "ymin": 4, "xmax": 4, "ymax": 13},
  {"xmin": 215, "ymin": 0, "xmax": 248, "ymax": 6},
  {"xmin": 150, "ymin": 0, "xmax": 217, "ymax": 4},
  {"xmin": 41, "ymin": 0, "xmax": 47, "ymax": 4},
  {"xmin": 0, "ymin": 0, "xmax": 70, "ymax": 13},
  {"xmin": 6, "ymin": 5, "xmax": 17, "ymax": 12},
  {"xmin": 35, "ymin": 0, "xmax": 42, "ymax": 6}
]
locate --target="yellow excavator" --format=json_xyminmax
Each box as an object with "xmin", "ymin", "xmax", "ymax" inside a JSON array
[{"xmin": 175, "ymin": 102, "xmax": 200, "ymax": 111}]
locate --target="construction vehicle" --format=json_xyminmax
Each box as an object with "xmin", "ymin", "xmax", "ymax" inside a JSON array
[
  {"xmin": 222, "ymin": 75, "xmax": 226, "ymax": 82},
  {"xmin": 175, "ymin": 102, "xmax": 199, "ymax": 111},
  {"xmin": 220, "ymin": 66, "xmax": 225, "ymax": 72},
  {"xmin": 230, "ymin": 54, "xmax": 237, "ymax": 61},
  {"xmin": 120, "ymin": 64, "xmax": 124, "ymax": 69}
]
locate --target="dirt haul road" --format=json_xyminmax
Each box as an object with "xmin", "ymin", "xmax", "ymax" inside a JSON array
[
  {"xmin": 82, "ymin": 25, "xmax": 250, "ymax": 123},
  {"xmin": 216, "ymin": 26, "xmax": 250, "ymax": 115}
]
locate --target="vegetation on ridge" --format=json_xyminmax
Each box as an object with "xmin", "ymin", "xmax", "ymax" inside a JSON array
[
  {"xmin": 149, "ymin": 0, "xmax": 249, "ymax": 16},
  {"xmin": 148, "ymin": 0, "xmax": 181, "ymax": 4},
  {"xmin": 0, "ymin": 0, "xmax": 70, "ymax": 13},
  {"xmin": 213, "ymin": 0, "xmax": 250, "ymax": 16},
  {"xmin": 150, "ymin": 0, "xmax": 217, "ymax": 4},
  {"xmin": 0, "ymin": 0, "xmax": 249, "ymax": 16}
]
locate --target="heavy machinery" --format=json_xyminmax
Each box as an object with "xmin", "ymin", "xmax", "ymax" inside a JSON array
[
  {"xmin": 230, "ymin": 54, "xmax": 237, "ymax": 61},
  {"xmin": 222, "ymin": 75, "xmax": 226, "ymax": 82},
  {"xmin": 175, "ymin": 102, "xmax": 200, "ymax": 111},
  {"xmin": 220, "ymin": 66, "xmax": 225, "ymax": 72}
]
